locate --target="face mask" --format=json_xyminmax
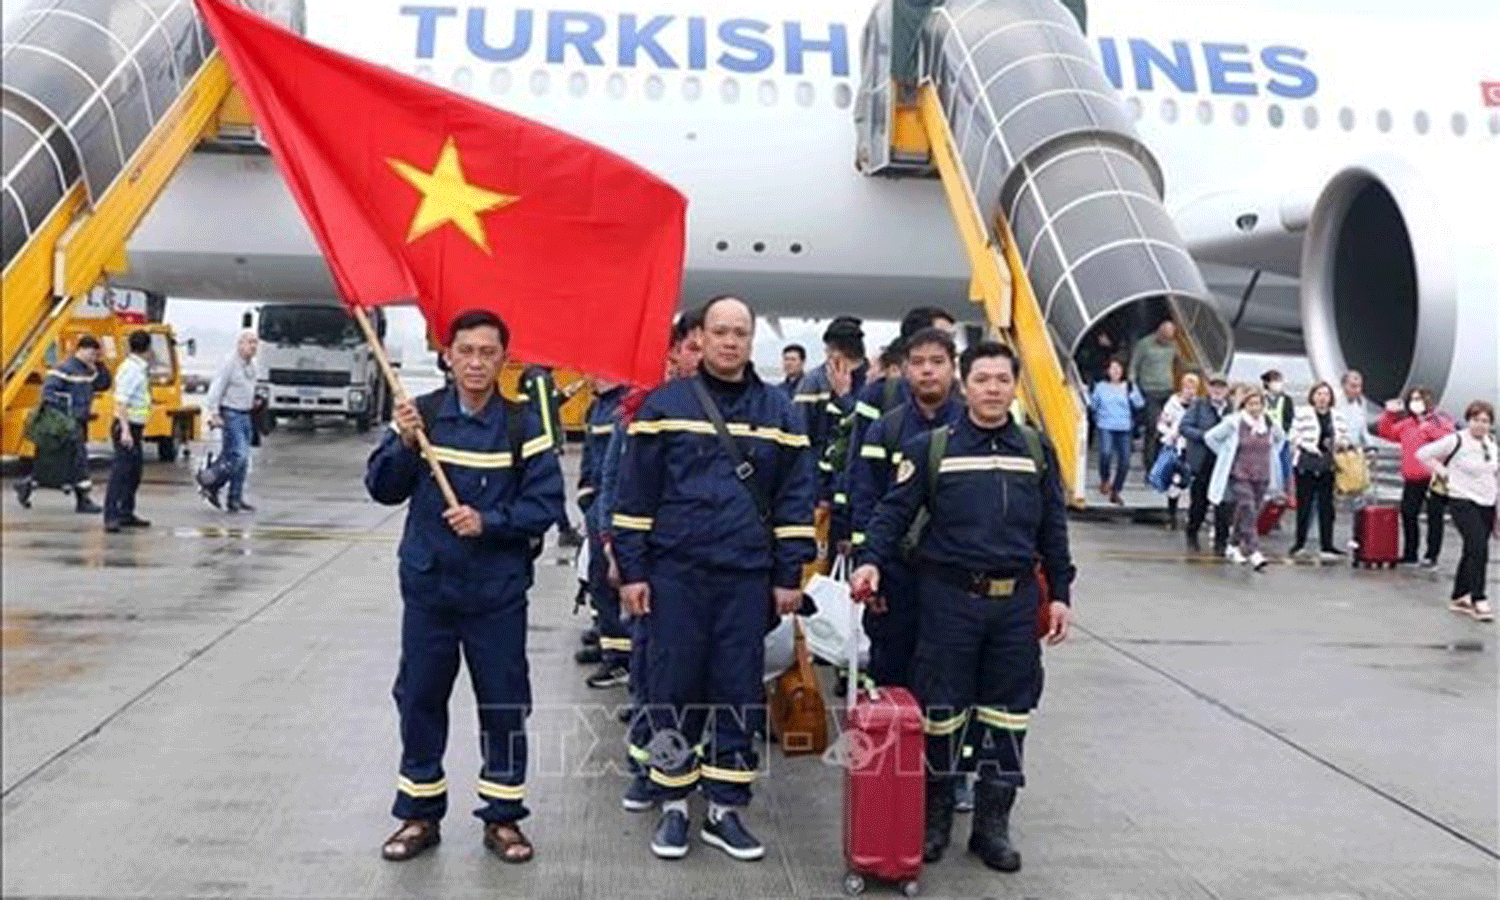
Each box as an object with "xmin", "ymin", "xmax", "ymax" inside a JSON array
[{"xmin": 1410, "ymin": 401, "xmax": 1427, "ymax": 415}]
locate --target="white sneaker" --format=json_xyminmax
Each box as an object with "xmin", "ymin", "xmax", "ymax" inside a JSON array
[
  {"xmin": 1449, "ymin": 596, "xmax": 1473, "ymax": 614},
  {"xmin": 1470, "ymin": 600, "xmax": 1494, "ymax": 622},
  {"xmin": 1226, "ymin": 546, "xmax": 1247, "ymax": 565},
  {"xmin": 1249, "ymin": 551, "xmax": 1268, "ymax": 571}
]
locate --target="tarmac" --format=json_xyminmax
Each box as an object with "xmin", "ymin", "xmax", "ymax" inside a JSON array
[{"xmin": 2, "ymin": 424, "xmax": 1496, "ymax": 900}]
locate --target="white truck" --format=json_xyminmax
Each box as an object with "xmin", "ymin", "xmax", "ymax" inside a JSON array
[{"xmin": 247, "ymin": 303, "xmax": 393, "ymax": 432}]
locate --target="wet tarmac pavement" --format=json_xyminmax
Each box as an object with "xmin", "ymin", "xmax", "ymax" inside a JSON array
[{"xmin": 2, "ymin": 426, "xmax": 1495, "ymax": 899}]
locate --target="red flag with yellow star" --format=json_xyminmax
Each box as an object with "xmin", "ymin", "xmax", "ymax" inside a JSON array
[{"xmin": 195, "ymin": 0, "xmax": 685, "ymax": 387}]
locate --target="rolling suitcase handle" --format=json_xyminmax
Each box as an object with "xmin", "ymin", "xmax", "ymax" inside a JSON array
[{"xmin": 845, "ymin": 554, "xmax": 875, "ymax": 713}]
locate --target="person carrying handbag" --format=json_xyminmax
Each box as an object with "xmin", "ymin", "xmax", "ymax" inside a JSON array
[{"xmin": 1288, "ymin": 382, "xmax": 1352, "ymax": 559}]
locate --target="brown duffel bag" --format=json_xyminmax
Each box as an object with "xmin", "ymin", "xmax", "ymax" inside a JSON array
[{"xmin": 768, "ymin": 618, "xmax": 829, "ymax": 756}]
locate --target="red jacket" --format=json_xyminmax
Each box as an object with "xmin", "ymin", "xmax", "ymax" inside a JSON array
[{"xmin": 1377, "ymin": 411, "xmax": 1456, "ymax": 481}]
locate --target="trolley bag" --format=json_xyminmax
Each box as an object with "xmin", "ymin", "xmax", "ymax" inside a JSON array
[
  {"xmin": 1353, "ymin": 505, "xmax": 1401, "ymax": 568},
  {"xmin": 842, "ymin": 582, "xmax": 923, "ymax": 897},
  {"xmin": 1256, "ymin": 498, "xmax": 1287, "ymax": 536}
]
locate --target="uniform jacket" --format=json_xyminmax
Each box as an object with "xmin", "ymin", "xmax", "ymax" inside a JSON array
[
  {"xmin": 366, "ymin": 387, "xmax": 565, "ymax": 586},
  {"xmin": 578, "ymin": 385, "xmax": 626, "ymax": 525},
  {"xmin": 44, "ymin": 356, "xmax": 111, "ymax": 421},
  {"xmin": 1178, "ymin": 396, "xmax": 1233, "ymax": 473},
  {"xmin": 613, "ymin": 367, "xmax": 816, "ymax": 589},
  {"xmin": 1288, "ymin": 405, "xmax": 1351, "ymax": 468},
  {"xmin": 793, "ymin": 360, "xmax": 869, "ymax": 500},
  {"xmin": 831, "ymin": 375, "xmax": 913, "ymax": 539},
  {"xmin": 1203, "ymin": 412, "xmax": 1287, "ymax": 504},
  {"xmin": 1378, "ymin": 410, "xmax": 1457, "ymax": 481},
  {"xmin": 857, "ymin": 414, "xmax": 1075, "ymax": 603},
  {"xmin": 848, "ymin": 392, "xmax": 964, "ymax": 547}
]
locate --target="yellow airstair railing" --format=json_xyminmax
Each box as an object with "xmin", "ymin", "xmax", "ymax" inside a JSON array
[
  {"xmin": 907, "ymin": 83, "xmax": 1089, "ymax": 505},
  {"xmin": 1, "ymin": 52, "xmax": 233, "ymax": 416}
]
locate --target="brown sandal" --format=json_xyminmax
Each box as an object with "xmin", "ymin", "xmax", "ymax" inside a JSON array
[
  {"xmin": 483, "ymin": 821, "xmax": 534, "ymax": 864},
  {"xmin": 382, "ymin": 819, "xmax": 440, "ymax": 861}
]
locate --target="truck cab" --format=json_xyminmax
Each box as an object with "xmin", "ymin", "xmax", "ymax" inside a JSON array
[{"xmin": 249, "ymin": 303, "xmax": 393, "ymax": 431}]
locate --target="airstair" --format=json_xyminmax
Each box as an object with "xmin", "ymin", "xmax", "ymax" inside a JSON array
[
  {"xmin": 855, "ymin": 0, "xmax": 1234, "ymax": 504},
  {"xmin": 0, "ymin": 0, "xmax": 294, "ymax": 430}
]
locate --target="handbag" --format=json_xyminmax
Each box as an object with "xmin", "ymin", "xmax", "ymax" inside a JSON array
[
  {"xmin": 1333, "ymin": 448, "xmax": 1370, "ymax": 496},
  {"xmin": 767, "ymin": 617, "xmax": 829, "ymax": 755},
  {"xmin": 1428, "ymin": 434, "xmax": 1463, "ymax": 497},
  {"xmin": 1147, "ymin": 444, "xmax": 1179, "ymax": 492}
]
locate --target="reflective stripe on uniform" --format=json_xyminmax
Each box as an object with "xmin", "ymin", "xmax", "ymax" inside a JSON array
[
  {"xmin": 922, "ymin": 710, "xmax": 969, "ymax": 736},
  {"xmin": 612, "ymin": 514, "xmax": 653, "ymax": 531},
  {"xmin": 851, "ymin": 532, "xmax": 866, "ymax": 546},
  {"xmin": 521, "ymin": 435, "xmax": 552, "ymax": 458},
  {"xmin": 578, "ymin": 486, "xmax": 596, "ymax": 498},
  {"xmin": 628, "ymin": 418, "xmax": 808, "ymax": 448},
  {"xmin": 832, "ymin": 492, "xmax": 848, "ymax": 505},
  {"xmin": 627, "ymin": 743, "xmax": 652, "ymax": 764},
  {"xmin": 701, "ymin": 764, "xmax": 756, "ymax": 784},
  {"xmin": 649, "ymin": 767, "xmax": 701, "ymax": 788},
  {"xmin": 46, "ymin": 369, "xmax": 94, "ymax": 383},
  {"xmin": 773, "ymin": 524, "xmax": 816, "ymax": 540},
  {"xmin": 793, "ymin": 392, "xmax": 830, "ymax": 404},
  {"xmin": 476, "ymin": 778, "xmax": 525, "ymax": 800},
  {"xmin": 973, "ymin": 707, "xmax": 1029, "ymax": 731},
  {"xmin": 429, "ymin": 445, "xmax": 512, "ymax": 469},
  {"xmin": 598, "ymin": 636, "xmax": 633, "ymax": 652},
  {"xmin": 938, "ymin": 456, "xmax": 1038, "ymax": 475},
  {"xmin": 589, "ymin": 424, "xmax": 614, "ymax": 435},
  {"xmin": 860, "ymin": 444, "xmax": 887, "ymax": 460},
  {"xmin": 398, "ymin": 776, "xmax": 447, "ymax": 798},
  {"xmin": 855, "ymin": 401, "xmax": 881, "ymax": 420}
]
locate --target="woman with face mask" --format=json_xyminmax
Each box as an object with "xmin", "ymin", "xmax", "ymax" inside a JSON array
[
  {"xmin": 1204, "ymin": 386, "xmax": 1288, "ymax": 571},
  {"xmin": 1288, "ymin": 382, "xmax": 1352, "ymax": 560},
  {"xmin": 1415, "ymin": 402, "xmax": 1497, "ymax": 621},
  {"xmin": 1378, "ymin": 387, "xmax": 1457, "ymax": 566}
]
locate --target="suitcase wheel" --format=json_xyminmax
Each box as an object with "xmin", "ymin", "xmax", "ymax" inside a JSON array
[
  {"xmin": 902, "ymin": 879, "xmax": 921, "ymax": 897},
  {"xmin": 842, "ymin": 872, "xmax": 866, "ymax": 896}
]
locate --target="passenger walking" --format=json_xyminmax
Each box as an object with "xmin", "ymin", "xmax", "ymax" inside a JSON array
[
  {"xmin": 14, "ymin": 335, "xmax": 110, "ymax": 513},
  {"xmin": 103, "ymin": 331, "xmax": 154, "ymax": 533},
  {"xmin": 614, "ymin": 296, "xmax": 816, "ymax": 862},
  {"xmin": 1378, "ymin": 387, "xmax": 1457, "ymax": 566},
  {"xmin": 200, "ymin": 330, "xmax": 260, "ymax": 512},
  {"xmin": 1155, "ymin": 372, "xmax": 1200, "ymax": 529},
  {"xmin": 368, "ymin": 310, "xmax": 565, "ymax": 866},
  {"xmin": 1261, "ymin": 370, "xmax": 1296, "ymax": 500},
  {"xmin": 1415, "ymin": 401, "xmax": 1497, "ymax": 621},
  {"xmin": 850, "ymin": 341, "xmax": 1074, "ymax": 874},
  {"xmin": 1287, "ymin": 382, "xmax": 1351, "ymax": 560},
  {"xmin": 1180, "ymin": 376, "xmax": 1235, "ymax": 554},
  {"xmin": 1204, "ymin": 387, "xmax": 1286, "ymax": 571},
  {"xmin": 1128, "ymin": 319, "xmax": 1180, "ymax": 474},
  {"xmin": 1088, "ymin": 358, "xmax": 1143, "ymax": 505}
]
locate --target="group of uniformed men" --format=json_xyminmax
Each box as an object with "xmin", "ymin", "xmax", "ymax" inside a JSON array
[{"xmin": 366, "ymin": 297, "xmax": 1075, "ymax": 873}]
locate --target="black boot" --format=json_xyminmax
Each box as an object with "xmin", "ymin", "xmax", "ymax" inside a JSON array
[
  {"xmin": 14, "ymin": 479, "xmax": 33, "ymax": 509},
  {"xmin": 74, "ymin": 489, "xmax": 102, "ymax": 514},
  {"xmin": 922, "ymin": 777, "xmax": 956, "ymax": 863},
  {"xmin": 968, "ymin": 780, "xmax": 1021, "ymax": 872}
]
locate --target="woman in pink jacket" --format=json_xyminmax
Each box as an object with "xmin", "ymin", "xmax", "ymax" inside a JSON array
[{"xmin": 1377, "ymin": 387, "xmax": 1457, "ymax": 566}]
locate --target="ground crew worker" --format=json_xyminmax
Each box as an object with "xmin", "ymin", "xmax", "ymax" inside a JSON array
[
  {"xmin": 852, "ymin": 341, "xmax": 1075, "ymax": 874},
  {"xmin": 579, "ymin": 377, "xmax": 631, "ymax": 690},
  {"xmin": 103, "ymin": 331, "xmax": 154, "ymax": 532},
  {"xmin": 368, "ymin": 310, "xmax": 564, "ymax": 867},
  {"xmin": 14, "ymin": 335, "xmax": 110, "ymax": 513},
  {"xmin": 615, "ymin": 296, "xmax": 815, "ymax": 862}
]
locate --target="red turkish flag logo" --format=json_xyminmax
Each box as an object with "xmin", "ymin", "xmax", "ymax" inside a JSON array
[{"xmin": 1482, "ymin": 81, "xmax": 1500, "ymax": 106}]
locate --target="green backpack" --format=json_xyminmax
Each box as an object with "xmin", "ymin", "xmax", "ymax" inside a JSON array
[{"xmin": 899, "ymin": 421, "xmax": 1048, "ymax": 556}]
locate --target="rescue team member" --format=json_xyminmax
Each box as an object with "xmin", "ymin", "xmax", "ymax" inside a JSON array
[
  {"xmin": 794, "ymin": 317, "xmax": 870, "ymax": 506},
  {"xmin": 847, "ymin": 326, "xmax": 964, "ymax": 688},
  {"xmin": 578, "ymin": 377, "xmax": 632, "ymax": 689},
  {"xmin": 615, "ymin": 296, "xmax": 816, "ymax": 862},
  {"xmin": 609, "ymin": 312, "xmax": 703, "ymax": 813},
  {"xmin": 367, "ymin": 310, "xmax": 565, "ymax": 866},
  {"xmin": 103, "ymin": 331, "xmax": 155, "ymax": 532},
  {"xmin": 522, "ymin": 364, "xmax": 585, "ymax": 548},
  {"xmin": 852, "ymin": 341, "xmax": 1075, "ymax": 874},
  {"xmin": 14, "ymin": 335, "xmax": 110, "ymax": 513}
]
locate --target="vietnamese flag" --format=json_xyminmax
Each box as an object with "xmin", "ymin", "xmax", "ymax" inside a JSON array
[{"xmin": 194, "ymin": 0, "xmax": 686, "ymax": 387}]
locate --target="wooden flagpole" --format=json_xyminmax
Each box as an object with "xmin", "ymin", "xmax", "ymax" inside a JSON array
[{"xmin": 351, "ymin": 305, "xmax": 460, "ymax": 509}]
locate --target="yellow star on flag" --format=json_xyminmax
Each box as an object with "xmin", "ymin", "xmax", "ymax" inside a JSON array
[{"xmin": 387, "ymin": 137, "xmax": 517, "ymax": 254}]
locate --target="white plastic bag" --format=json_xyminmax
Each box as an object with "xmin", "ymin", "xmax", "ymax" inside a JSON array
[
  {"xmin": 799, "ymin": 555, "xmax": 869, "ymax": 667},
  {"xmin": 762, "ymin": 614, "xmax": 796, "ymax": 683}
]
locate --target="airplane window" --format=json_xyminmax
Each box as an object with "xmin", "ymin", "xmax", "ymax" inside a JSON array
[
  {"xmin": 1159, "ymin": 98, "xmax": 1178, "ymax": 122},
  {"xmin": 683, "ymin": 77, "xmax": 702, "ymax": 101},
  {"xmin": 607, "ymin": 73, "xmax": 626, "ymax": 100},
  {"xmin": 1376, "ymin": 109, "xmax": 1392, "ymax": 132},
  {"xmin": 1195, "ymin": 100, "xmax": 1212, "ymax": 124},
  {"xmin": 1489, "ymin": 112, "xmax": 1499, "ymax": 136},
  {"xmin": 1232, "ymin": 102, "xmax": 1249, "ymax": 126},
  {"xmin": 721, "ymin": 78, "xmax": 740, "ymax": 104},
  {"xmin": 1303, "ymin": 106, "xmax": 1318, "ymax": 129},
  {"xmin": 1267, "ymin": 104, "xmax": 1284, "ymax": 128},
  {"xmin": 452, "ymin": 67, "xmax": 472, "ymax": 91},
  {"xmin": 491, "ymin": 68, "xmax": 511, "ymax": 95},
  {"xmin": 833, "ymin": 83, "xmax": 852, "ymax": 109},
  {"xmin": 415, "ymin": 64, "xmax": 435, "ymax": 81},
  {"xmin": 530, "ymin": 70, "xmax": 549, "ymax": 96},
  {"xmin": 1451, "ymin": 112, "xmax": 1467, "ymax": 136},
  {"xmin": 646, "ymin": 75, "xmax": 664, "ymax": 101},
  {"xmin": 796, "ymin": 81, "xmax": 815, "ymax": 107},
  {"xmin": 758, "ymin": 80, "xmax": 778, "ymax": 106},
  {"xmin": 1413, "ymin": 110, "xmax": 1429, "ymax": 135},
  {"xmin": 1125, "ymin": 96, "xmax": 1142, "ymax": 121},
  {"xmin": 1338, "ymin": 107, "xmax": 1355, "ymax": 131},
  {"xmin": 568, "ymin": 72, "xmax": 587, "ymax": 98}
]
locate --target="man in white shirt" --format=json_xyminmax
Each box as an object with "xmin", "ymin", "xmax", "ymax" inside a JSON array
[
  {"xmin": 1338, "ymin": 370, "xmax": 1371, "ymax": 450},
  {"xmin": 104, "ymin": 331, "xmax": 153, "ymax": 533},
  {"xmin": 201, "ymin": 330, "xmax": 261, "ymax": 512}
]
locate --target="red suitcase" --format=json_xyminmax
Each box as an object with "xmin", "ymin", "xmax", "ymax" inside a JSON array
[
  {"xmin": 843, "ymin": 590, "xmax": 924, "ymax": 896},
  {"xmin": 1353, "ymin": 505, "xmax": 1401, "ymax": 568},
  {"xmin": 1256, "ymin": 498, "xmax": 1288, "ymax": 536}
]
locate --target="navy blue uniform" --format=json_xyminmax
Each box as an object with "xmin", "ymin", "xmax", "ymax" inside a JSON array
[
  {"xmin": 614, "ymin": 369, "xmax": 815, "ymax": 806},
  {"xmin": 847, "ymin": 391, "xmax": 964, "ymax": 687},
  {"xmin": 579, "ymin": 386, "xmax": 631, "ymax": 667},
  {"xmin": 793, "ymin": 361, "xmax": 869, "ymax": 508},
  {"xmin": 366, "ymin": 387, "xmax": 565, "ymax": 825},
  {"xmin": 831, "ymin": 375, "xmax": 912, "ymax": 543},
  {"xmin": 40, "ymin": 356, "xmax": 110, "ymax": 493},
  {"xmin": 858, "ymin": 414, "xmax": 1074, "ymax": 786}
]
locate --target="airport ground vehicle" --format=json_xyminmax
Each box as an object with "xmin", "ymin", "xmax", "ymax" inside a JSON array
[{"xmin": 247, "ymin": 304, "xmax": 393, "ymax": 432}]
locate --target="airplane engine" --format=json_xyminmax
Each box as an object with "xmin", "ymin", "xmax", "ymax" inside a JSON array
[{"xmin": 1299, "ymin": 155, "xmax": 1497, "ymax": 408}]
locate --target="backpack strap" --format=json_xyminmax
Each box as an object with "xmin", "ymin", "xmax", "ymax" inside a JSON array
[
  {"xmin": 926, "ymin": 424, "xmax": 950, "ymax": 498},
  {"xmin": 504, "ymin": 398, "xmax": 527, "ymax": 471},
  {"xmin": 1016, "ymin": 423, "xmax": 1048, "ymax": 476},
  {"xmin": 881, "ymin": 374, "xmax": 900, "ymax": 412},
  {"xmin": 877, "ymin": 405, "xmax": 907, "ymax": 460},
  {"xmin": 414, "ymin": 389, "xmax": 445, "ymax": 433}
]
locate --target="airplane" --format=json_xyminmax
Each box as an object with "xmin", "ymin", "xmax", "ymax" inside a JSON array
[{"xmin": 120, "ymin": 0, "xmax": 1500, "ymax": 409}]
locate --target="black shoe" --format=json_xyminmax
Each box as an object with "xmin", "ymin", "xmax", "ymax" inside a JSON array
[
  {"xmin": 14, "ymin": 480, "xmax": 33, "ymax": 509},
  {"xmin": 968, "ymin": 780, "xmax": 1022, "ymax": 872},
  {"xmin": 700, "ymin": 809, "xmax": 764, "ymax": 861},
  {"xmin": 199, "ymin": 485, "xmax": 222, "ymax": 509},
  {"xmin": 580, "ymin": 628, "xmax": 600, "ymax": 647},
  {"xmin": 621, "ymin": 774, "xmax": 655, "ymax": 812},
  {"xmin": 1185, "ymin": 532, "xmax": 1201, "ymax": 553},
  {"xmin": 651, "ymin": 808, "xmax": 690, "ymax": 860},
  {"xmin": 227, "ymin": 501, "xmax": 256, "ymax": 513},
  {"xmin": 120, "ymin": 516, "xmax": 151, "ymax": 528},
  {"xmin": 574, "ymin": 645, "xmax": 602, "ymax": 665},
  {"xmin": 103, "ymin": 521, "xmax": 121, "ymax": 533},
  {"xmin": 616, "ymin": 704, "xmax": 636, "ymax": 724},
  {"xmin": 585, "ymin": 664, "xmax": 629, "ymax": 689},
  {"xmin": 74, "ymin": 496, "xmax": 102, "ymax": 514},
  {"xmin": 922, "ymin": 777, "xmax": 956, "ymax": 863}
]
